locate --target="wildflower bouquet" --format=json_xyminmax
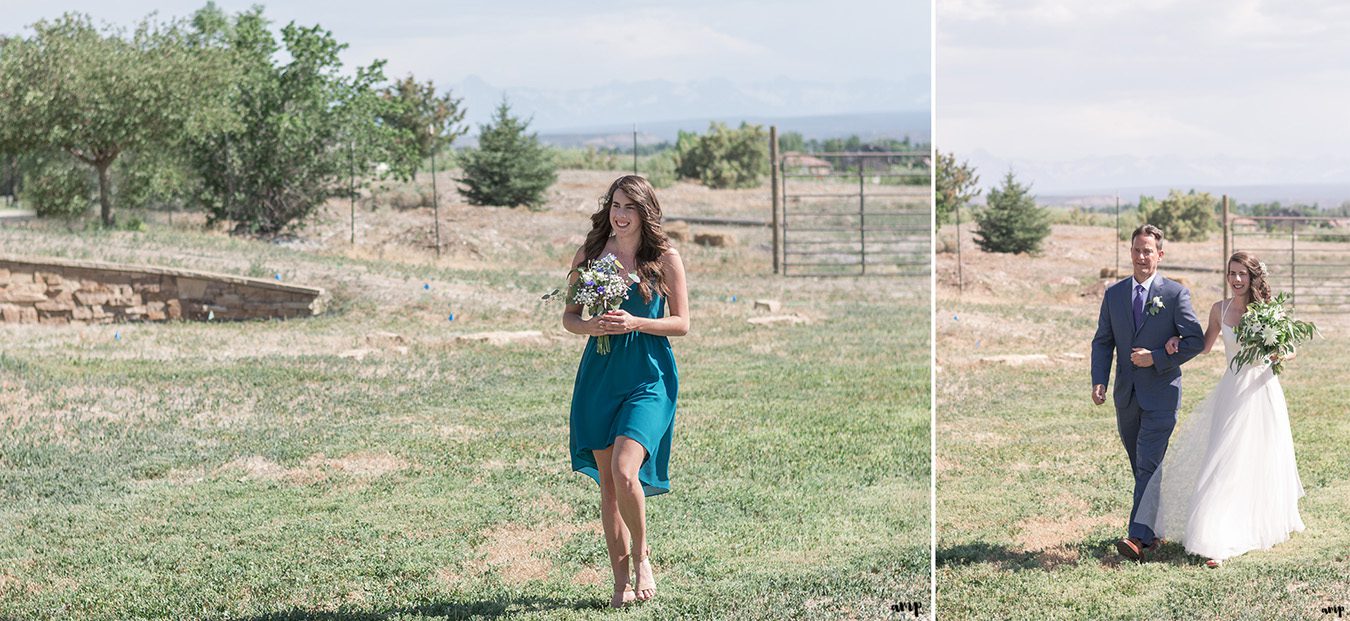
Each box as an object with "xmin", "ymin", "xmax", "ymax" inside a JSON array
[
  {"xmin": 1231, "ymin": 292, "xmax": 1319, "ymax": 375},
  {"xmin": 556, "ymin": 253, "xmax": 638, "ymax": 355}
]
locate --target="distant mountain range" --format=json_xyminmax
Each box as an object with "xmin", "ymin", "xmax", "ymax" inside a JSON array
[
  {"xmin": 534, "ymin": 111, "xmax": 930, "ymax": 149},
  {"xmin": 959, "ymin": 149, "xmax": 1350, "ymax": 207},
  {"xmin": 451, "ymin": 75, "xmax": 930, "ymax": 146},
  {"xmin": 1034, "ymin": 185, "xmax": 1350, "ymax": 210}
]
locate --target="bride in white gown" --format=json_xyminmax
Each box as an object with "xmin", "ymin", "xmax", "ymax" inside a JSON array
[{"xmin": 1136, "ymin": 251, "xmax": 1305, "ymax": 566}]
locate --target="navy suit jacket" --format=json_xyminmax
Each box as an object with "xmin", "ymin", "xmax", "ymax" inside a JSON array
[{"xmin": 1091, "ymin": 274, "xmax": 1204, "ymax": 411}]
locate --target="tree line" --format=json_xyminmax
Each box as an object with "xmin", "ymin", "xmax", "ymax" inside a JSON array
[
  {"xmin": 1, "ymin": 4, "xmax": 920, "ymax": 233},
  {"xmin": 0, "ymin": 5, "xmax": 487, "ymax": 233},
  {"xmin": 935, "ymin": 150, "xmax": 1350, "ymax": 255}
]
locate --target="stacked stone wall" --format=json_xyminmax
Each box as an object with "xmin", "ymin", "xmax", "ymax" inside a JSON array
[{"xmin": 0, "ymin": 257, "xmax": 325, "ymax": 325}]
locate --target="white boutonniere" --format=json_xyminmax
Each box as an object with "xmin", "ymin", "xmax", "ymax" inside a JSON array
[{"xmin": 1147, "ymin": 295, "xmax": 1165, "ymax": 316}]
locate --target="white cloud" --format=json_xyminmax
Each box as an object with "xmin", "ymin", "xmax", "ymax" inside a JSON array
[
  {"xmin": 4, "ymin": 0, "xmax": 925, "ymax": 92},
  {"xmin": 939, "ymin": 0, "xmax": 1350, "ymax": 187},
  {"xmin": 401, "ymin": 9, "xmax": 770, "ymax": 89}
]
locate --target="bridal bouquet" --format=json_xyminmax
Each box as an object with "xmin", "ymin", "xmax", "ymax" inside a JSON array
[
  {"xmin": 1231, "ymin": 292, "xmax": 1319, "ymax": 375},
  {"xmin": 544, "ymin": 253, "xmax": 638, "ymax": 355}
]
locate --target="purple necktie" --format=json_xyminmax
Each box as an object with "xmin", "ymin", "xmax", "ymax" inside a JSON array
[{"xmin": 1133, "ymin": 284, "xmax": 1145, "ymax": 330}]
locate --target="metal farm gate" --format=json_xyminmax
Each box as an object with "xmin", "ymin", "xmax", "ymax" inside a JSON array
[
  {"xmin": 772, "ymin": 151, "xmax": 931, "ymax": 276},
  {"xmin": 1227, "ymin": 215, "xmax": 1350, "ymax": 312}
]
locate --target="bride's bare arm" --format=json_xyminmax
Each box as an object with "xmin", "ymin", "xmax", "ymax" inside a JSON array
[
  {"xmin": 1199, "ymin": 300, "xmax": 1223, "ymax": 354},
  {"xmin": 1167, "ymin": 300, "xmax": 1222, "ymax": 355}
]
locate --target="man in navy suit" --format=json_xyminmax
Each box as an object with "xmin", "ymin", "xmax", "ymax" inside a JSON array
[{"xmin": 1092, "ymin": 224, "xmax": 1204, "ymax": 560}]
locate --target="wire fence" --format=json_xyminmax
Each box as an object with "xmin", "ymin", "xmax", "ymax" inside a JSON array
[
  {"xmin": 1228, "ymin": 215, "xmax": 1350, "ymax": 312},
  {"xmin": 774, "ymin": 151, "xmax": 930, "ymax": 276}
]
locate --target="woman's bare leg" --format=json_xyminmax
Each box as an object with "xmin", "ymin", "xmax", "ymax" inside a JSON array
[
  {"xmin": 592, "ymin": 446, "xmax": 634, "ymax": 607},
  {"xmin": 611, "ymin": 435, "xmax": 655, "ymax": 600}
]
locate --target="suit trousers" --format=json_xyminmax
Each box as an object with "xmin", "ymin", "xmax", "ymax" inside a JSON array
[{"xmin": 1117, "ymin": 389, "xmax": 1177, "ymax": 542}]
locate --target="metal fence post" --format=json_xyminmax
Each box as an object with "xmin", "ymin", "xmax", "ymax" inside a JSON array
[
  {"xmin": 1114, "ymin": 194, "xmax": 1120, "ymax": 278},
  {"xmin": 1290, "ymin": 221, "xmax": 1297, "ymax": 307},
  {"xmin": 770, "ymin": 126, "xmax": 780, "ymax": 275},
  {"xmin": 859, "ymin": 161, "xmax": 866, "ymax": 275},
  {"xmin": 955, "ymin": 201, "xmax": 963, "ymax": 293},
  {"xmin": 350, "ymin": 140, "xmax": 356, "ymax": 245},
  {"xmin": 430, "ymin": 131, "xmax": 441, "ymax": 258},
  {"xmin": 1221, "ymin": 195, "xmax": 1229, "ymax": 297}
]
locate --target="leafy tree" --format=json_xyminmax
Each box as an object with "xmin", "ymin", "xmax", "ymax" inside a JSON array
[
  {"xmin": 1, "ymin": 150, "xmax": 24, "ymax": 200},
  {"xmin": 821, "ymin": 135, "xmax": 864, "ymax": 153},
  {"xmin": 458, "ymin": 99, "xmax": 557, "ymax": 209},
  {"xmin": 112, "ymin": 148, "xmax": 197, "ymax": 212},
  {"xmin": 936, "ymin": 150, "xmax": 980, "ymax": 226},
  {"xmin": 1137, "ymin": 189, "xmax": 1217, "ymax": 242},
  {"xmin": 777, "ymin": 131, "xmax": 806, "ymax": 153},
  {"xmin": 643, "ymin": 150, "xmax": 677, "ymax": 189},
  {"xmin": 379, "ymin": 75, "xmax": 467, "ymax": 179},
  {"xmin": 674, "ymin": 122, "xmax": 768, "ymax": 189},
  {"xmin": 973, "ymin": 171, "xmax": 1050, "ymax": 254},
  {"xmin": 20, "ymin": 151, "xmax": 92, "ymax": 219},
  {"xmin": 185, "ymin": 6, "xmax": 402, "ymax": 234},
  {"xmin": 0, "ymin": 13, "xmax": 226, "ymax": 225}
]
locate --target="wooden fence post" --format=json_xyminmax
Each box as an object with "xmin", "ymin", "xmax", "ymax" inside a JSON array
[{"xmin": 1222, "ymin": 194, "xmax": 1229, "ymax": 297}]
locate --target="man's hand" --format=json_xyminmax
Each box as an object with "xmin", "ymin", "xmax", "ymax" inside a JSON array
[
  {"xmin": 1130, "ymin": 348, "xmax": 1154, "ymax": 367},
  {"xmin": 1092, "ymin": 384, "xmax": 1107, "ymax": 405}
]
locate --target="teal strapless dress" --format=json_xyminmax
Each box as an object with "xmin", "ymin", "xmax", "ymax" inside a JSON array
[{"xmin": 569, "ymin": 282, "xmax": 678, "ymax": 496}]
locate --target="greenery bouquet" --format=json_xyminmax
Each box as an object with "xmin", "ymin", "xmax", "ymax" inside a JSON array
[{"xmin": 1231, "ymin": 292, "xmax": 1319, "ymax": 375}]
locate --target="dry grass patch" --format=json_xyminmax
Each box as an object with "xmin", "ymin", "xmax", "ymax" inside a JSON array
[
  {"xmin": 216, "ymin": 456, "xmax": 295, "ymax": 483},
  {"xmin": 215, "ymin": 452, "xmax": 410, "ymax": 485},
  {"xmin": 433, "ymin": 566, "xmax": 465, "ymax": 591},
  {"xmin": 0, "ymin": 380, "xmax": 39, "ymax": 423},
  {"xmin": 1013, "ymin": 493, "xmax": 1115, "ymax": 553},
  {"xmin": 569, "ymin": 565, "xmax": 606, "ymax": 586},
  {"xmin": 530, "ymin": 494, "xmax": 575, "ymax": 519},
  {"xmin": 470, "ymin": 521, "xmax": 601, "ymax": 585},
  {"xmin": 304, "ymin": 451, "xmax": 410, "ymax": 478},
  {"xmin": 434, "ymin": 424, "xmax": 481, "ymax": 442}
]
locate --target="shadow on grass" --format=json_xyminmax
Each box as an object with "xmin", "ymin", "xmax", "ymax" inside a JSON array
[
  {"xmin": 234, "ymin": 596, "xmax": 607, "ymax": 620},
  {"xmin": 937, "ymin": 537, "xmax": 1208, "ymax": 572}
]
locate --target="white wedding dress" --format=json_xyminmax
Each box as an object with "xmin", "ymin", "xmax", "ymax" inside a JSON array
[{"xmin": 1136, "ymin": 299, "xmax": 1305, "ymax": 561}]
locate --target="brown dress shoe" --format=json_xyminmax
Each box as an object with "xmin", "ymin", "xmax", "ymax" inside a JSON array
[{"xmin": 1116, "ymin": 537, "xmax": 1146, "ymax": 560}]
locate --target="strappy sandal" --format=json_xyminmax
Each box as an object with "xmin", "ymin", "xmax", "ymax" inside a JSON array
[
  {"xmin": 633, "ymin": 547, "xmax": 656, "ymax": 602},
  {"xmin": 610, "ymin": 552, "xmax": 636, "ymax": 608}
]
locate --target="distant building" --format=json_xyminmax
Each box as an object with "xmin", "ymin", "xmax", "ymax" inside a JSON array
[{"xmin": 783, "ymin": 152, "xmax": 833, "ymax": 177}]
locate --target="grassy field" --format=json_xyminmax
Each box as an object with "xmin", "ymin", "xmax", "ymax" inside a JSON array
[
  {"xmin": 935, "ymin": 224, "xmax": 1350, "ymax": 620},
  {"xmin": 0, "ymin": 170, "xmax": 931, "ymax": 620}
]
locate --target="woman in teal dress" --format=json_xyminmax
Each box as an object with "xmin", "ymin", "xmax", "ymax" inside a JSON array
[{"xmin": 563, "ymin": 175, "xmax": 688, "ymax": 608}]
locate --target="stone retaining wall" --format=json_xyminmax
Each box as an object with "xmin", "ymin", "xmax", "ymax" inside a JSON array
[{"xmin": 0, "ymin": 256, "xmax": 326, "ymax": 325}]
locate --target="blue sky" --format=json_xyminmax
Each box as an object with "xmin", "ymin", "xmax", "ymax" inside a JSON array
[
  {"xmin": 939, "ymin": 0, "xmax": 1350, "ymax": 191},
  {"xmin": 5, "ymin": 0, "xmax": 931, "ymax": 128}
]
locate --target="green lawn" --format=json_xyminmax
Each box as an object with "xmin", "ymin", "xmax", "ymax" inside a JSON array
[
  {"xmin": 0, "ymin": 213, "xmax": 930, "ymax": 620},
  {"xmin": 936, "ymin": 292, "xmax": 1350, "ymax": 621}
]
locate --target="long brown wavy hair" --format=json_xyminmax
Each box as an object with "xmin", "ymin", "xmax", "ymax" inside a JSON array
[
  {"xmin": 1229, "ymin": 250, "xmax": 1272, "ymax": 303},
  {"xmin": 582, "ymin": 175, "xmax": 672, "ymax": 303}
]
